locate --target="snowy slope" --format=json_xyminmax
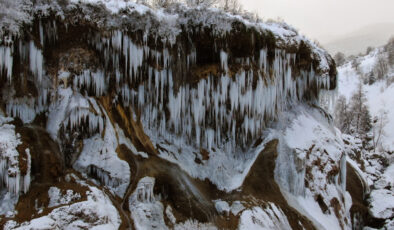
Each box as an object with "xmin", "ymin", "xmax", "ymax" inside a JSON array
[
  {"xmin": 265, "ymin": 105, "xmax": 350, "ymax": 230},
  {"xmin": 336, "ymin": 46, "xmax": 394, "ymax": 229}
]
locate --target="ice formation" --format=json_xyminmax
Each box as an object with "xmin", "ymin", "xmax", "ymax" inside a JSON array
[
  {"xmin": 0, "ymin": 116, "xmax": 31, "ymax": 196},
  {"xmin": 6, "ymin": 90, "xmax": 49, "ymax": 124},
  {"xmin": 73, "ymin": 106, "xmax": 130, "ymax": 197},
  {"xmin": 129, "ymin": 177, "xmax": 168, "ymax": 230},
  {"xmin": 62, "ymin": 107, "xmax": 105, "ymax": 135},
  {"xmin": 0, "ymin": 8, "xmax": 333, "ymax": 155},
  {"xmin": 135, "ymin": 177, "xmax": 155, "ymax": 203}
]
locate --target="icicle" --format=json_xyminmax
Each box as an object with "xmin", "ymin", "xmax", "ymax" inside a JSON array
[
  {"xmin": 111, "ymin": 30, "xmax": 123, "ymax": 50},
  {"xmin": 114, "ymin": 42, "xmax": 330, "ymax": 151},
  {"xmin": 23, "ymin": 149, "xmax": 31, "ymax": 193},
  {"xmin": 6, "ymin": 97, "xmax": 38, "ymax": 123},
  {"xmin": 29, "ymin": 41, "xmax": 43, "ymax": 82},
  {"xmin": 259, "ymin": 49, "xmax": 267, "ymax": 73},
  {"xmin": 74, "ymin": 70, "xmax": 107, "ymax": 96},
  {"xmin": 220, "ymin": 50, "xmax": 228, "ymax": 72},
  {"xmin": 0, "ymin": 45, "xmax": 13, "ymax": 81},
  {"xmin": 39, "ymin": 20, "xmax": 44, "ymax": 46},
  {"xmin": 128, "ymin": 39, "xmax": 144, "ymax": 80},
  {"xmin": 187, "ymin": 48, "xmax": 197, "ymax": 69},
  {"xmin": 63, "ymin": 107, "xmax": 105, "ymax": 135}
]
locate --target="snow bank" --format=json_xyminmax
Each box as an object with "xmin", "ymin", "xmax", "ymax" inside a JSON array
[
  {"xmin": 368, "ymin": 189, "xmax": 394, "ymax": 219},
  {"xmin": 214, "ymin": 200, "xmax": 230, "ymax": 216},
  {"xmin": 48, "ymin": 186, "xmax": 82, "ymax": 208},
  {"xmin": 4, "ymin": 186, "xmax": 121, "ymax": 230}
]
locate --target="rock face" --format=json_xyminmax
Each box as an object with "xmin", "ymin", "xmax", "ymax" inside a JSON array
[{"xmin": 0, "ymin": 1, "xmax": 368, "ymax": 230}]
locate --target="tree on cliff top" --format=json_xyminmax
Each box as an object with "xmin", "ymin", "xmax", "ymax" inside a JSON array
[{"xmin": 334, "ymin": 52, "xmax": 346, "ymax": 66}]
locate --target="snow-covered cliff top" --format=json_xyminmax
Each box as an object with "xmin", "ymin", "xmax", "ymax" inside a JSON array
[{"xmin": 0, "ymin": 0, "xmax": 334, "ymax": 75}]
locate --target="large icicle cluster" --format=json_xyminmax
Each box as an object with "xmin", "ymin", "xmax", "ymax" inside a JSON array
[
  {"xmin": 73, "ymin": 70, "xmax": 107, "ymax": 97},
  {"xmin": 62, "ymin": 107, "xmax": 105, "ymax": 136},
  {"xmin": 0, "ymin": 116, "xmax": 31, "ymax": 196},
  {"xmin": 87, "ymin": 30, "xmax": 332, "ymax": 150},
  {"xmin": 5, "ymin": 89, "xmax": 49, "ymax": 123},
  {"xmin": 0, "ymin": 1, "xmax": 334, "ymax": 152},
  {"xmin": 1, "ymin": 37, "xmax": 48, "ymax": 123}
]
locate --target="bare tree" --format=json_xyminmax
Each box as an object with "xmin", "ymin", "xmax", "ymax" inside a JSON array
[
  {"xmin": 152, "ymin": 0, "xmax": 175, "ymax": 8},
  {"xmin": 185, "ymin": 0, "xmax": 218, "ymax": 7},
  {"xmin": 351, "ymin": 58, "xmax": 361, "ymax": 74},
  {"xmin": 334, "ymin": 95, "xmax": 352, "ymax": 134},
  {"xmin": 374, "ymin": 53, "xmax": 388, "ymax": 80},
  {"xmin": 350, "ymin": 83, "xmax": 371, "ymax": 138},
  {"xmin": 220, "ymin": 0, "xmax": 241, "ymax": 13}
]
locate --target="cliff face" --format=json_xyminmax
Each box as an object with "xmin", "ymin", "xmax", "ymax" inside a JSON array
[{"xmin": 0, "ymin": 1, "xmax": 357, "ymax": 230}]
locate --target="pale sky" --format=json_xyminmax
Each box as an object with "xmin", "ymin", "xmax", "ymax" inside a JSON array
[{"xmin": 240, "ymin": 0, "xmax": 394, "ymax": 43}]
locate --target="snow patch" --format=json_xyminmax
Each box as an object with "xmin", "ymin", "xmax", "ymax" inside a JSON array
[
  {"xmin": 238, "ymin": 204, "xmax": 292, "ymax": 230},
  {"xmin": 48, "ymin": 187, "xmax": 82, "ymax": 208}
]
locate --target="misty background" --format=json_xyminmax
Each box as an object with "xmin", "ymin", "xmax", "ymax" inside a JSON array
[{"xmin": 240, "ymin": 0, "xmax": 394, "ymax": 55}]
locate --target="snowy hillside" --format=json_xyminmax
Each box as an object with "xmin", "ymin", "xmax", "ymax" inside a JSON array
[
  {"xmin": 0, "ymin": 0, "xmax": 380, "ymax": 229},
  {"xmin": 334, "ymin": 41, "xmax": 394, "ymax": 229},
  {"xmin": 337, "ymin": 48, "xmax": 394, "ymax": 151}
]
